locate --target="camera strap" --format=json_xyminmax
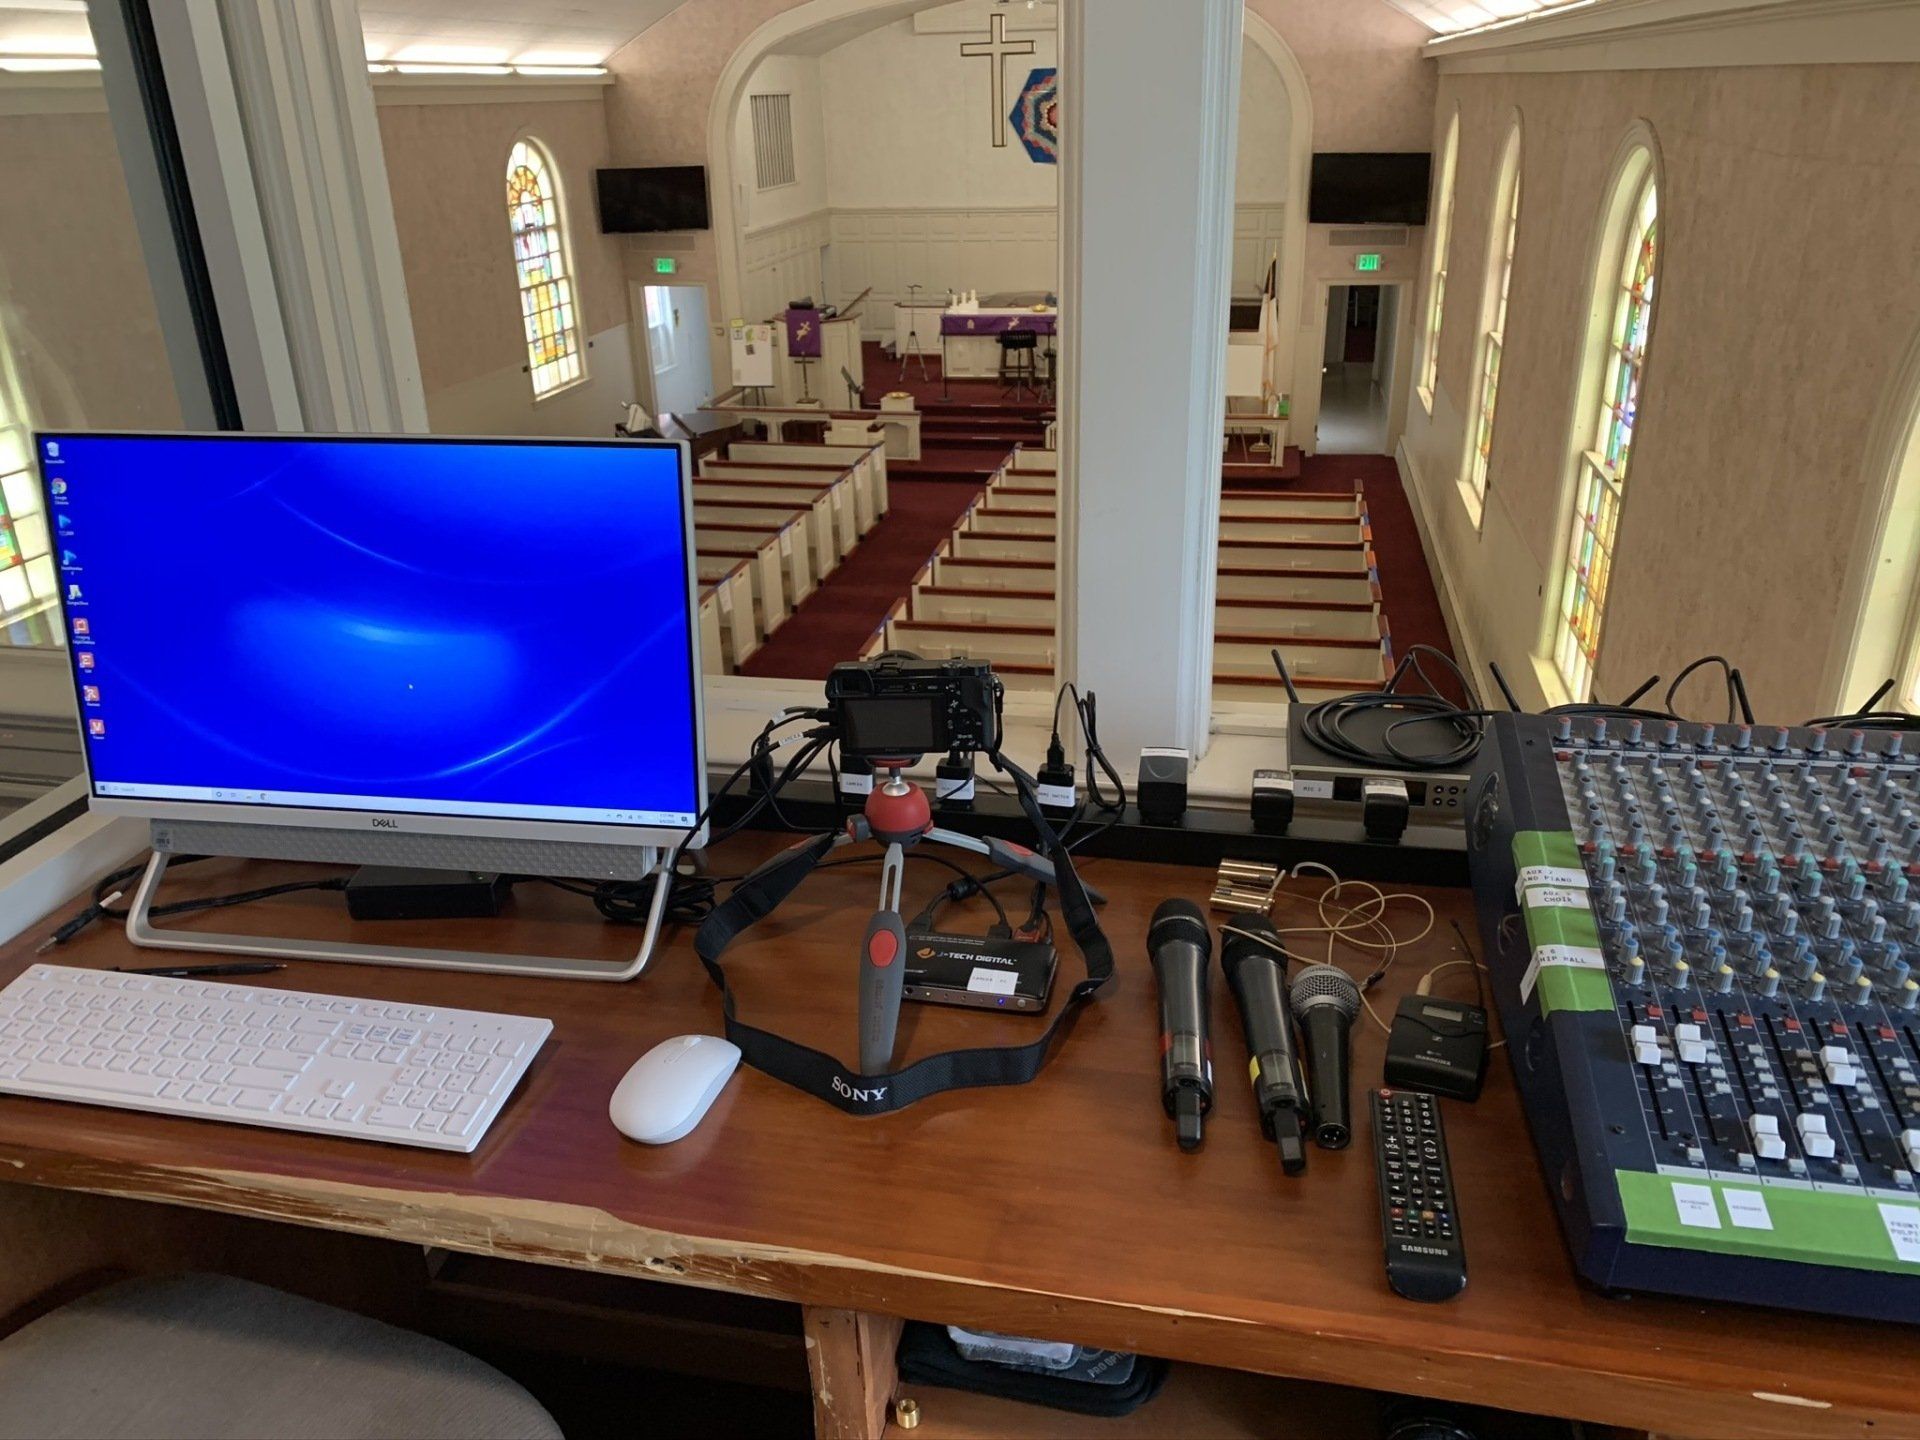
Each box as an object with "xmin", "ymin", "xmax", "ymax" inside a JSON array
[{"xmin": 692, "ymin": 761, "xmax": 1115, "ymax": 1116}]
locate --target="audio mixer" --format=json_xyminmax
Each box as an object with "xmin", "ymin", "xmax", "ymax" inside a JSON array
[{"xmin": 1468, "ymin": 712, "xmax": 1920, "ymax": 1321}]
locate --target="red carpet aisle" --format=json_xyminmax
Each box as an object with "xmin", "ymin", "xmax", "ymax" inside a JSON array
[
  {"xmin": 737, "ymin": 477, "xmax": 985, "ymax": 679},
  {"xmin": 1224, "ymin": 452, "xmax": 1453, "ymax": 665}
]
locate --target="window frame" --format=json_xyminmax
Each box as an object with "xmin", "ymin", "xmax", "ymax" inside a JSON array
[
  {"xmin": 1416, "ymin": 110, "xmax": 1459, "ymax": 414},
  {"xmin": 1461, "ymin": 121, "xmax": 1521, "ymax": 524},
  {"xmin": 506, "ymin": 136, "xmax": 588, "ymax": 402},
  {"xmin": 1541, "ymin": 134, "xmax": 1663, "ymax": 705}
]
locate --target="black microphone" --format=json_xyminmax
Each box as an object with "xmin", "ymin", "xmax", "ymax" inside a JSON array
[
  {"xmin": 1220, "ymin": 916, "xmax": 1308, "ymax": 1175},
  {"xmin": 1290, "ymin": 963, "xmax": 1361, "ymax": 1149},
  {"xmin": 1148, "ymin": 898, "xmax": 1213, "ymax": 1150}
]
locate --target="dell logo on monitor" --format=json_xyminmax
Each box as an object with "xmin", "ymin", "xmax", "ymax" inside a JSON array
[{"xmin": 371, "ymin": 817, "xmax": 400, "ymax": 830}]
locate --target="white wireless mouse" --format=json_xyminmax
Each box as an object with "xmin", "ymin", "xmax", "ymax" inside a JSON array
[{"xmin": 609, "ymin": 1034, "xmax": 742, "ymax": 1144}]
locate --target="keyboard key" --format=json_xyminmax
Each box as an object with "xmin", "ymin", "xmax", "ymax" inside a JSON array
[
  {"xmin": 367, "ymin": 1106, "xmax": 416, "ymax": 1130},
  {"xmin": 22, "ymin": 1063, "xmax": 162, "ymax": 1097}
]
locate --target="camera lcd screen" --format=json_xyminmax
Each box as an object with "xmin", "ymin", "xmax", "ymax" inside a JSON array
[{"xmin": 842, "ymin": 696, "xmax": 944, "ymax": 756}]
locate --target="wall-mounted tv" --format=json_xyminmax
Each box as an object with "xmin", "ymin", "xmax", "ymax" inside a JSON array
[
  {"xmin": 596, "ymin": 166, "xmax": 711, "ymax": 234},
  {"xmin": 1308, "ymin": 153, "xmax": 1432, "ymax": 227}
]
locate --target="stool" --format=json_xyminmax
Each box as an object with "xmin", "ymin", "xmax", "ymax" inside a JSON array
[
  {"xmin": 998, "ymin": 331, "xmax": 1039, "ymax": 400},
  {"xmin": 0, "ymin": 1274, "xmax": 562, "ymax": 1439}
]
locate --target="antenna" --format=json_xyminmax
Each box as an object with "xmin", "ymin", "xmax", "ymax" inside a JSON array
[
  {"xmin": 1270, "ymin": 649, "xmax": 1302, "ymax": 705},
  {"xmin": 1487, "ymin": 662, "xmax": 1523, "ymax": 713}
]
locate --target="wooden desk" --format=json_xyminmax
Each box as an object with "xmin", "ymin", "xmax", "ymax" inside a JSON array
[{"xmin": 3, "ymin": 840, "xmax": 1919, "ymax": 1440}]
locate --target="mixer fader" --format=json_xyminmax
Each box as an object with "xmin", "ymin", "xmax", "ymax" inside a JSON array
[{"xmin": 1470, "ymin": 713, "xmax": 1920, "ymax": 1321}]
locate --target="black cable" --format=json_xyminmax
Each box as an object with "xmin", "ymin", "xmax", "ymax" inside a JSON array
[
  {"xmin": 41, "ymin": 854, "xmax": 349, "ymax": 952},
  {"xmin": 1298, "ymin": 643, "xmax": 1487, "ymax": 771},
  {"xmin": 1806, "ymin": 677, "xmax": 1920, "ymax": 731},
  {"xmin": 1663, "ymin": 654, "xmax": 1736, "ymax": 724}
]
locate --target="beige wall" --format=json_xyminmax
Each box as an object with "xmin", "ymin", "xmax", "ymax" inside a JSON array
[
  {"xmin": 1400, "ymin": 62, "xmax": 1920, "ymax": 721},
  {"xmin": 377, "ymin": 93, "xmax": 638, "ymax": 435},
  {"xmin": 0, "ymin": 102, "xmax": 180, "ymax": 431}
]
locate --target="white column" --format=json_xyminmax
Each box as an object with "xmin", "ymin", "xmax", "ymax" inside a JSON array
[
  {"xmin": 151, "ymin": 0, "xmax": 427, "ymax": 433},
  {"xmin": 1057, "ymin": 0, "xmax": 1240, "ymax": 765}
]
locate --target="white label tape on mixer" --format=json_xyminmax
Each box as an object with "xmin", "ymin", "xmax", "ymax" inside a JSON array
[
  {"xmin": 1881, "ymin": 1205, "xmax": 1920, "ymax": 1265},
  {"xmin": 1520, "ymin": 944, "xmax": 1605, "ymax": 1003},
  {"xmin": 1522, "ymin": 885, "xmax": 1591, "ymax": 913},
  {"xmin": 1725, "ymin": 1190, "xmax": 1773, "ymax": 1231},
  {"xmin": 1516, "ymin": 865, "xmax": 1588, "ymax": 894},
  {"xmin": 1672, "ymin": 1182, "xmax": 1723, "ymax": 1230}
]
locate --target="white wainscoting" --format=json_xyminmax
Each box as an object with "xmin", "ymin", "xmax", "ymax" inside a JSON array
[
  {"xmin": 828, "ymin": 207, "xmax": 1060, "ymax": 340},
  {"xmin": 1232, "ymin": 205, "xmax": 1287, "ymax": 297},
  {"xmin": 740, "ymin": 211, "xmax": 830, "ymax": 326}
]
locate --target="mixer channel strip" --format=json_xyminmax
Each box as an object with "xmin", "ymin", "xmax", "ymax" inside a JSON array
[{"xmin": 1472, "ymin": 714, "xmax": 1920, "ymax": 1320}]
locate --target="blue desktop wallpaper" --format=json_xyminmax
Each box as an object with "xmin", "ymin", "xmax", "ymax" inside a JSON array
[{"xmin": 40, "ymin": 434, "xmax": 701, "ymax": 823}]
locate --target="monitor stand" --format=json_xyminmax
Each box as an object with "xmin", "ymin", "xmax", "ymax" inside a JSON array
[{"xmin": 123, "ymin": 847, "xmax": 674, "ymax": 982}]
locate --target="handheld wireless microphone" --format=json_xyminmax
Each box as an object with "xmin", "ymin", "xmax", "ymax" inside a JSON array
[
  {"xmin": 1290, "ymin": 963, "xmax": 1361, "ymax": 1148},
  {"xmin": 1220, "ymin": 916, "xmax": 1308, "ymax": 1175},
  {"xmin": 1148, "ymin": 898, "xmax": 1213, "ymax": 1150}
]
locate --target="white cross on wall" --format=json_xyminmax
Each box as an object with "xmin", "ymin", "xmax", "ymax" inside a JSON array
[{"xmin": 959, "ymin": 10, "xmax": 1037, "ymax": 149}]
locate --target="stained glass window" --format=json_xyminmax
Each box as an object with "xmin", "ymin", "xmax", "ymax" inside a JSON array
[
  {"xmin": 1468, "ymin": 134, "xmax": 1520, "ymax": 507},
  {"xmin": 507, "ymin": 139, "xmax": 585, "ymax": 398},
  {"xmin": 1553, "ymin": 172, "xmax": 1658, "ymax": 701},
  {"xmin": 0, "ymin": 421, "xmax": 55, "ymax": 626},
  {"xmin": 1418, "ymin": 116, "xmax": 1459, "ymax": 405}
]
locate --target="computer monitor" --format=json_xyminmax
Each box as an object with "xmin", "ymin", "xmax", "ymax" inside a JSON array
[{"xmin": 34, "ymin": 431, "xmax": 707, "ymax": 978}]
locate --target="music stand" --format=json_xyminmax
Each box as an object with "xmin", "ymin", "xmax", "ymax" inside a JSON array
[{"xmin": 898, "ymin": 282, "xmax": 931, "ymax": 382}]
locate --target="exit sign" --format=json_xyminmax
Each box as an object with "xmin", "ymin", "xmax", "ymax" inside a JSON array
[
  {"xmin": 1354, "ymin": 253, "xmax": 1382, "ymax": 273},
  {"xmin": 654, "ymin": 257, "xmax": 678, "ymax": 275}
]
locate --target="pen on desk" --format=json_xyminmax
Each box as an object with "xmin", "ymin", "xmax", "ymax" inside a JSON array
[
  {"xmin": 113, "ymin": 962, "xmax": 288, "ymax": 979},
  {"xmin": 34, "ymin": 890, "xmax": 124, "ymax": 954}
]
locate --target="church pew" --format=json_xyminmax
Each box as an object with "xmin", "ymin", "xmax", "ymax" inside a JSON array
[
  {"xmin": 1215, "ymin": 566, "xmax": 1379, "ymax": 605},
  {"xmin": 703, "ymin": 459, "xmax": 867, "ymax": 540},
  {"xmin": 928, "ymin": 555, "xmax": 1057, "ymax": 592},
  {"xmin": 1216, "ymin": 513, "xmax": 1369, "ymax": 544},
  {"xmin": 696, "ymin": 555, "xmax": 760, "ymax": 668},
  {"xmin": 1217, "ymin": 538, "xmax": 1373, "ymax": 573},
  {"xmin": 706, "ymin": 395, "xmax": 921, "ymax": 462},
  {"xmin": 725, "ymin": 441, "xmax": 887, "ymax": 525},
  {"xmin": 1215, "ymin": 631, "xmax": 1392, "ymax": 684},
  {"xmin": 1215, "ymin": 597, "xmax": 1386, "ymax": 642},
  {"xmin": 912, "ymin": 582, "xmax": 1383, "ymax": 644},
  {"xmin": 979, "ymin": 482, "xmax": 1056, "ymax": 510},
  {"xmin": 696, "ymin": 534, "xmax": 788, "ymax": 636},
  {"xmin": 697, "ymin": 590, "xmax": 727, "ymax": 676},
  {"xmin": 1007, "ymin": 448, "xmax": 1056, "ymax": 475},
  {"xmin": 693, "ymin": 500, "xmax": 834, "ymax": 580},
  {"xmin": 948, "ymin": 531, "xmax": 1055, "ymax": 563},
  {"xmin": 696, "ymin": 515, "xmax": 812, "ymax": 606},
  {"xmin": 966, "ymin": 507, "xmax": 1057, "ymax": 536},
  {"xmin": 912, "ymin": 587, "xmax": 1055, "ymax": 627},
  {"xmin": 1219, "ymin": 487, "xmax": 1366, "ymax": 520},
  {"xmin": 693, "ymin": 474, "xmax": 851, "ymax": 564}
]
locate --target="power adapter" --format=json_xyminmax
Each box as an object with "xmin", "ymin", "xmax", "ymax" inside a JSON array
[
  {"xmin": 345, "ymin": 866, "xmax": 509, "ymax": 922},
  {"xmin": 1383, "ymin": 995, "xmax": 1489, "ymax": 1100},
  {"xmin": 1036, "ymin": 736, "xmax": 1076, "ymax": 822}
]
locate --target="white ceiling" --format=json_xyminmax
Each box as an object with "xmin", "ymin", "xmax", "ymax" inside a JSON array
[
  {"xmin": 358, "ymin": 0, "xmax": 690, "ymax": 65},
  {"xmin": 1379, "ymin": 0, "xmax": 1597, "ymax": 35}
]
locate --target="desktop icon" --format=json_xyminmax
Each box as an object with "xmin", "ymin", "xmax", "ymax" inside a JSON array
[
  {"xmin": 82, "ymin": 685, "xmax": 100, "ymax": 705},
  {"xmin": 66, "ymin": 584, "xmax": 81, "ymax": 601},
  {"xmin": 46, "ymin": 441, "xmax": 59, "ymax": 460},
  {"xmin": 60, "ymin": 549, "xmax": 78, "ymax": 566},
  {"xmin": 71, "ymin": 617, "xmax": 89, "ymax": 637},
  {"xmin": 57, "ymin": 514, "xmax": 71, "ymax": 531},
  {"xmin": 76, "ymin": 651, "xmax": 95, "ymax": 671},
  {"xmin": 87, "ymin": 718, "xmax": 105, "ymax": 738},
  {"xmin": 50, "ymin": 478, "xmax": 67, "ymax": 496}
]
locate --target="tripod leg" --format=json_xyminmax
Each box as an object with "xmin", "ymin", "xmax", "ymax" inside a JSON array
[{"xmin": 858, "ymin": 843, "xmax": 909, "ymax": 1074}]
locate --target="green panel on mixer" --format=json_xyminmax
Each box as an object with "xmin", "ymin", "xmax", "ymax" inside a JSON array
[
  {"xmin": 1617, "ymin": 1169, "xmax": 1920, "ymax": 1276},
  {"xmin": 1513, "ymin": 831, "xmax": 1614, "ymax": 1014}
]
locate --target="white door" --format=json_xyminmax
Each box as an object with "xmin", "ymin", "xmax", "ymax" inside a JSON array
[{"xmin": 638, "ymin": 283, "xmax": 712, "ymax": 417}]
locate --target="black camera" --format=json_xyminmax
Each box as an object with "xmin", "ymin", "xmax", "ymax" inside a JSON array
[{"xmin": 825, "ymin": 656, "xmax": 1002, "ymax": 762}]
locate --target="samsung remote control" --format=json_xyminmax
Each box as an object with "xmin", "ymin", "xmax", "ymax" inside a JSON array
[{"xmin": 1370, "ymin": 1088, "xmax": 1467, "ymax": 1302}]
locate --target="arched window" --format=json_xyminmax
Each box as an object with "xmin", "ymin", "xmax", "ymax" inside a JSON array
[
  {"xmin": 1466, "ymin": 125, "xmax": 1521, "ymax": 509},
  {"xmin": 506, "ymin": 139, "xmax": 585, "ymax": 398},
  {"xmin": 1416, "ymin": 113, "xmax": 1459, "ymax": 407},
  {"xmin": 1551, "ymin": 157, "xmax": 1659, "ymax": 701},
  {"xmin": 0, "ymin": 338, "xmax": 52, "ymax": 625}
]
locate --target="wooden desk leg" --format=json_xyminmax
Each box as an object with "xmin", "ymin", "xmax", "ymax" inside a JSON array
[{"xmin": 803, "ymin": 1305, "xmax": 903, "ymax": 1440}]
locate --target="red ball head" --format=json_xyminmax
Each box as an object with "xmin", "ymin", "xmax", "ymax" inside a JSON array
[{"xmin": 864, "ymin": 782, "xmax": 932, "ymax": 846}]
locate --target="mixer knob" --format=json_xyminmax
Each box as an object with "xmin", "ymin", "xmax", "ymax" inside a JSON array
[
  {"xmin": 1608, "ymin": 891, "xmax": 1627, "ymax": 922},
  {"xmin": 1847, "ymin": 730, "xmax": 1867, "ymax": 758},
  {"xmin": 1592, "ymin": 717, "xmax": 1609, "ymax": 745},
  {"xmin": 1826, "ymin": 836, "xmax": 1849, "ymax": 866},
  {"xmin": 1699, "ymin": 725, "xmax": 1717, "ymax": 750},
  {"xmin": 1852, "ymin": 975, "xmax": 1874, "ymax": 1005},
  {"xmin": 1626, "ymin": 718, "xmax": 1644, "ymax": 746},
  {"xmin": 1625, "ymin": 955, "xmax": 1646, "ymax": 987},
  {"xmin": 1758, "ymin": 865, "xmax": 1781, "ymax": 896},
  {"xmin": 1901, "ymin": 979, "xmax": 1920, "ymax": 1011},
  {"xmin": 1806, "ymin": 972, "xmax": 1827, "ymax": 1002},
  {"xmin": 1844, "ymin": 870, "xmax": 1868, "ymax": 902},
  {"xmin": 1733, "ymin": 724, "xmax": 1753, "ymax": 752},
  {"xmin": 1888, "ymin": 733, "xmax": 1906, "ymax": 759},
  {"xmin": 1887, "ymin": 958, "xmax": 1911, "ymax": 990},
  {"xmin": 1693, "ymin": 900, "xmax": 1714, "ymax": 930},
  {"xmin": 1732, "ymin": 900, "xmax": 1753, "ymax": 933},
  {"xmin": 1870, "ymin": 838, "xmax": 1892, "ymax": 869},
  {"xmin": 1670, "ymin": 960, "xmax": 1691, "ymax": 991},
  {"xmin": 1905, "ymin": 901, "xmax": 1920, "ymax": 931},
  {"xmin": 1555, "ymin": 715, "xmax": 1574, "ymax": 743},
  {"xmin": 1715, "ymin": 965, "xmax": 1737, "ymax": 995},
  {"xmin": 1809, "ymin": 729, "xmax": 1828, "ymax": 755},
  {"xmin": 1661, "ymin": 720, "xmax": 1681, "ymax": 747},
  {"xmin": 1784, "ymin": 833, "xmax": 1806, "ymax": 861},
  {"xmin": 1648, "ymin": 894, "xmax": 1670, "ymax": 927},
  {"xmin": 1759, "ymin": 968, "xmax": 1782, "ymax": 999}
]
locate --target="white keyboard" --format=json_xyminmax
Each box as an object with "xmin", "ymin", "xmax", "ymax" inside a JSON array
[{"xmin": 0, "ymin": 964, "xmax": 552, "ymax": 1153}]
